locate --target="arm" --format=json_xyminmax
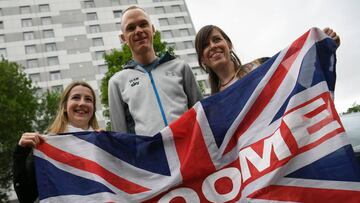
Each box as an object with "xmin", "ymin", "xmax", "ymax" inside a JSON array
[
  {"xmin": 183, "ymin": 64, "xmax": 203, "ymax": 108},
  {"xmin": 108, "ymin": 77, "xmax": 128, "ymax": 132},
  {"xmin": 13, "ymin": 132, "xmax": 41, "ymax": 203}
]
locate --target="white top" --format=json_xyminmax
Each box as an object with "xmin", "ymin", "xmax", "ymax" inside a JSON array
[{"xmin": 66, "ymin": 124, "xmax": 94, "ymax": 133}]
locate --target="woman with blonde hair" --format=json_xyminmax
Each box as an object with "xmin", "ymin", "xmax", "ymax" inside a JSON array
[{"xmin": 13, "ymin": 81, "xmax": 100, "ymax": 202}]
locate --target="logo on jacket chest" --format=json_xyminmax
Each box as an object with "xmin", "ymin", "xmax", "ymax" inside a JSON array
[
  {"xmin": 129, "ymin": 77, "xmax": 140, "ymax": 87},
  {"xmin": 165, "ymin": 71, "xmax": 176, "ymax": 77}
]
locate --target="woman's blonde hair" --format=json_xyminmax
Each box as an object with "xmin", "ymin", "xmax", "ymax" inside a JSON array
[{"xmin": 46, "ymin": 81, "xmax": 99, "ymax": 134}]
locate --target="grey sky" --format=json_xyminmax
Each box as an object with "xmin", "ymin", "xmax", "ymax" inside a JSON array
[{"xmin": 185, "ymin": 0, "xmax": 360, "ymax": 112}]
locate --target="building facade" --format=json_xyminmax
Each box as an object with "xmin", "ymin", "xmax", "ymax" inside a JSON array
[{"xmin": 0, "ymin": 0, "xmax": 209, "ymax": 127}]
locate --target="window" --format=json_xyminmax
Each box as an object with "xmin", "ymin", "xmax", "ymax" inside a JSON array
[
  {"xmin": 95, "ymin": 51, "xmax": 105, "ymax": 60},
  {"xmin": 25, "ymin": 45, "xmax": 37, "ymax": 54},
  {"xmin": 29, "ymin": 73, "xmax": 41, "ymax": 83},
  {"xmin": 41, "ymin": 16, "xmax": 52, "ymax": 25},
  {"xmin": 0, "ymin": 35, "xmax": 5, "ymax": 43},
  {"xmin": 0, "ymin": 8, "xmax": 3, "ymax": 16},
  {"xmin": 45, "ymin": 43, "xmax": 57, "ymax": 52},
  {"xmin": 23, "ymin": 32, "xmax": 35, "ymax": 40},
  {"xmin": 89, "ymin": 24, "xmax": 101, "ymax": 33},
  {"xmin": 184, "ymin": 41, "xmax": 193, "ymax": 49},
  {"xmin": 155, "ymin": 7, "xmax": 165, "ymax": 14},
  {"xmin": 52, "ymin": 85, "xmax": 63, "ymax": 92},
  {"xmin": 113, "ymin": 10, "xmax": 122, "ymax": 18},
  {"xmin": 180, "ymin": 28, "xmax": 190, "ymax": 37},
  {"xmin": 159, "ymin": 18, "xmax": 169, "ymax": 26},
  {"xmin": 50, "ymin": 70, "xmax": 61, "ymax": 80},
  {"xmin": 84, "ymin": 0, "xmax": 95, "ymax": 8},
  {"xmin": 27, "ymin": 59, "xmax": 39, "ymax": 68},
  {"xmin": 20, "ymin": 6, "xmax": 31, "ymax": 14},
  {"xmin": 43, "ymin": 29, "xmax": 54, "ymax": 38},
  {"xmin": 161, "ymin": 30, "xmax": 172, "ymax": 39},
  {"xmin": 39, "ymin": 4, "xmax": 50, "ymax": 12},
  {"xmin": 0, "ymin": 21, "xmax": 3, "ymax": 29},
  {"xmin": 99, "ymin": 64, "xmax": 108, "ymax": 74},
  {"xmin": 192, "ymin": 67, "xmax": 204, "ymax": 76},
  {"xmin": 0, "ymin": 48, "xmax": 7, "ymax": 58},
  {"xmin": 86, "ymin": 12, "xmax": 98, "ymax": 21},
  {"xmin": 47, "ymin": 56, "xmax": 59, "ymax": 66},
  {"xmin": 92, "ymin": 37, "xmax": 104, "ymax": 46},
  {"xmin": 21, "ymin": 18, "xmax": 33, "ymax": 27},
  {"xmin": 115, "ymin": 22, "xmax": 121, "ymax": 30},
  {"xmin": 175, "ymin": 16, "xmax": 185, "ymax": 24},
  {"xmin": 187, "ymin": 53, "xmax": 197, "ymax": 61},
  {"xmin": 171, "ymin": 5, "xmax": 182, "ymax": 12},
  {"xmin": 128, "ymin": 0, "xmax": 137, "ymax": 4}
]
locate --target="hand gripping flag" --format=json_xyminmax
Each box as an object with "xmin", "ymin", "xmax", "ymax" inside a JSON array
[{"xmin": 34, "ymin": 28, "xmax": 360, "ymax": 202}]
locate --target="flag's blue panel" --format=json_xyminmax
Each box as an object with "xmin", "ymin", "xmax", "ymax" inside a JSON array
[
  {"xmin": 74, "ymin": 131, "xmax": 171, "ymax": 176},
  {"xmin": 286, "ymin": 145, "xmax": 360, "ymax": 181},
  {"xmin": 35, "ymin": 157, "xmax": 114, "ymax": 200}
]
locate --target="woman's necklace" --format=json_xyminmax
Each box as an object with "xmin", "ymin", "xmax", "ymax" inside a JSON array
[{"xmin": 220, "ymin": 73, "xmax": 236, "ymax": 87}]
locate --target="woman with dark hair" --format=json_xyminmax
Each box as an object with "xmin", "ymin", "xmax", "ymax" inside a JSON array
[
  {"xmin": 195, "ymin": 25, "xmax": 246, "ymax": 94},
  {"xmin": 195, "ymin": 25, "xmax": 340, "ymax": 95}
]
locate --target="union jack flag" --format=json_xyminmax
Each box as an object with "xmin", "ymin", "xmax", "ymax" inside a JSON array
[{"xmin": 34, "ymin": 27, "xmax": 360, "ymax": 202}]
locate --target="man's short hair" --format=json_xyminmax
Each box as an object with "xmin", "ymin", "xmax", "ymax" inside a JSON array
[{"xmin": 122, "ymin": 5, "xmax": 146, "ymax": 15}]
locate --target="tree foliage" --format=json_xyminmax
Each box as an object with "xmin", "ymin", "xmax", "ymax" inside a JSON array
[
  {"xmin": 100, "ymin": 31, "xmax": 174, "ymax": 129},
  {"xmin": 345, "ymin": 102, "xmax": 360, "ymax": 114},
  {"xmin": 198, "ymin": 80, "xmax": 206, "ymax": 95},
  {"xmin": 34, "ymin": 90, "xmax": 61, "ymax": 133},
  {"xmin": 0, "ymin": 59, "xmax": 38, "ymax": 202}
]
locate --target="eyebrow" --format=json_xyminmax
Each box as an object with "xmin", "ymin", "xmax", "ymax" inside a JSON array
[
  {"xmin": 70, "ymin": 93, "xmax": 93, "ymax": 98},
  {"xmin": 125, "ymin": 19, "xmax": 149, "ymax": 29}
]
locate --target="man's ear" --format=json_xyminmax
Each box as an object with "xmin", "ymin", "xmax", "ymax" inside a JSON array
[{"xmin": 120, "ymin": 34, "xmax": 126, "ymax": 43}]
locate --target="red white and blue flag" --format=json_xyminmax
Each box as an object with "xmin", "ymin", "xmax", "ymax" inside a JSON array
[{"xmin": 34, "ymin": 28, "xmax": 360, "ymax": 202}]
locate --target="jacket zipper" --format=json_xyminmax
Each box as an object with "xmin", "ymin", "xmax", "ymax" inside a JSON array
[{"xmin": 137, "ymin": 58, "xmax": 168, "ymax": 127}]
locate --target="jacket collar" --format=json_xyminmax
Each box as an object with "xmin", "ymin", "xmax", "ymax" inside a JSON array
[{"xmin": 124, "ymin": 52, "xmax": 175, "ymax": 70}]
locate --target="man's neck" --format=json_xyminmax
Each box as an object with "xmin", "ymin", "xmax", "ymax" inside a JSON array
[{"xmin": 133, "ymin": 50, "xmax": 157, "ymax": 65}]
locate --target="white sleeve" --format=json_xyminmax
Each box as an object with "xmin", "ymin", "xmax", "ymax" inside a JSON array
[{"xmin": 108, "ymin": 77, "xmax": 128, "ymax": 133}]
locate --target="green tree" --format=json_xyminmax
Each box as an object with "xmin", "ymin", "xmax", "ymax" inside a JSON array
[
  {"xmin": 345, "ymin": 102, "xmax": 360, "ymax": 114},
  {"xmin": 34, "ymin": 90, "xmax": 61, "ymax": 133},
  {"xmin": 197, "ymin": 80, "xmax": 206, "ymax": 95},
  {"xmin": 0, "ymin": 59, "xmax": 38, "ymax": 202},
  {"xmin": 100, "ymin": 31, "xmax": 174, "ymax": 129}
]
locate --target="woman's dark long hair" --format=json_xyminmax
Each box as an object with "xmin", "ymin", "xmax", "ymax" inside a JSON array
[{"xmin": 195, "ymin": 25, "xmax": 245, "ymax": 94}]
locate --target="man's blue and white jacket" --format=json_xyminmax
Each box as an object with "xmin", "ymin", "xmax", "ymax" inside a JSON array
[{"xmin": 108, "ymin": 53, "xmax": 203, "ymax": 135}]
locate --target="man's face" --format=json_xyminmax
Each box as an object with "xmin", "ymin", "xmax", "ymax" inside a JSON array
[{"xmin": 120, "ymin": 9, "xmax": 155, "ymax": 56}]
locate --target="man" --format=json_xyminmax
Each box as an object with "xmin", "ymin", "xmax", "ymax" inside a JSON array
[{"xmin": 108, "ymin": 6, "xmax": 203, "ymax": 135}]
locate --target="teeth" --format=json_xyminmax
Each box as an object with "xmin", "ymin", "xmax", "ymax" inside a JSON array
[
  {"xmin": 210, "ymin": 52, "xmax": 221, "ymax": 58},
  {"xmin": 75, "ymin": 110, "xmax": 87, "ymax": 114}
]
